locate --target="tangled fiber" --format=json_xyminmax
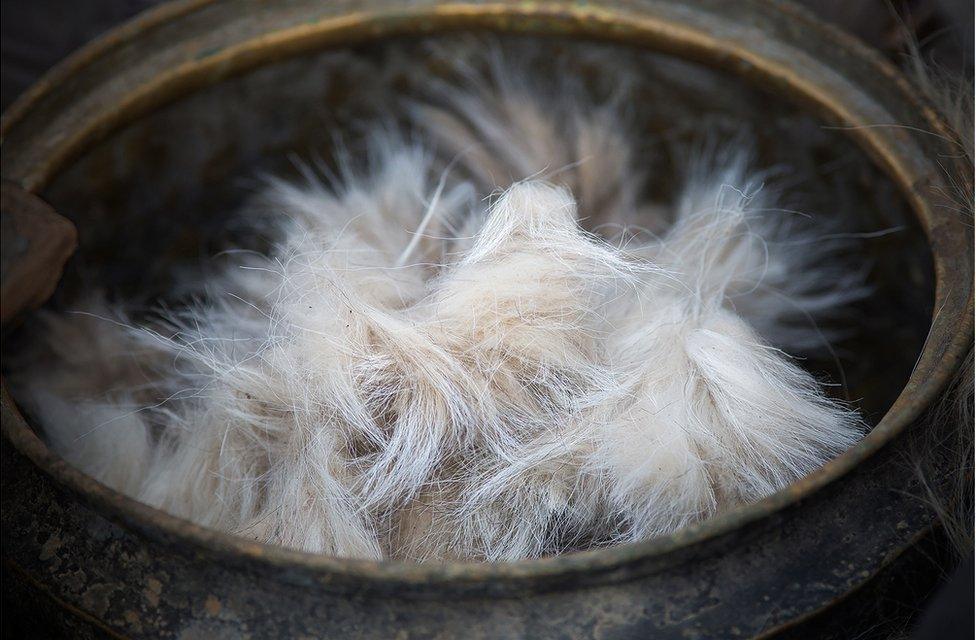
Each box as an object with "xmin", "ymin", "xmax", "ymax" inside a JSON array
[{"xmin": 10, "ymin": 44, "xmax": 867, "ymax": 562}]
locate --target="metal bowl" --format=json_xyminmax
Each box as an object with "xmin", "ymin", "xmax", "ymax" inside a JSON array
[{"xmin": 1, "ymin": 1, "xmax": 972, "ymax": 638}]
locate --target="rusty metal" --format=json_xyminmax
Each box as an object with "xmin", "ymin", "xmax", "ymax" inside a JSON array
[{"xmin": 0, "ymin": 1, "xmax": 972, "ymax": 638}]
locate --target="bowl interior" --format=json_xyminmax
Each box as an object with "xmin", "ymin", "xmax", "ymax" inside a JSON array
[{"xmin": 25, "ymin": 35, "xmax": 933, "ymax": 432}]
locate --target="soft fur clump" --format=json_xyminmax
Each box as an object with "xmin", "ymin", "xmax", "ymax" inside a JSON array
[{"xmin": 9, "ymin": 45, "xmax": 865, "ymax": 562}]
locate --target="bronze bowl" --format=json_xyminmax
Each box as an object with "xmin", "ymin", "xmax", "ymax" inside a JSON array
[{"xmin": 1, "ymin": 1, "xmax": 972, "ymax": 638}]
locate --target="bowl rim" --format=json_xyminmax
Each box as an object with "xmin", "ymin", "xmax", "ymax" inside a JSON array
[{"xmin": 1, "ymin": 0, "xmax": 972, "ymax": 590}]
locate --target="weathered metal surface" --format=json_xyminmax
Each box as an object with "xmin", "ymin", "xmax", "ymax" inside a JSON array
[{"xmin": 0, "ymin": 1, "xmax": 972, "ymax": 638}]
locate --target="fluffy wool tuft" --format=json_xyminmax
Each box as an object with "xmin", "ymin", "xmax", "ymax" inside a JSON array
[{"xmin": 10, "ymin": 47, "xmax": 865, "ymax": 562}]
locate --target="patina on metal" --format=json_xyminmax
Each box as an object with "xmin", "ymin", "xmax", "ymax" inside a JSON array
[{"xmin": 1, "ymin": 1, "xmax": 972, "ymax": 638}]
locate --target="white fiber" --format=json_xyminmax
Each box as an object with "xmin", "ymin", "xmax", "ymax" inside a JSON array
[{"xmin": 9, "ymin": 45, "xmax": 865, "ymax": 562}]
